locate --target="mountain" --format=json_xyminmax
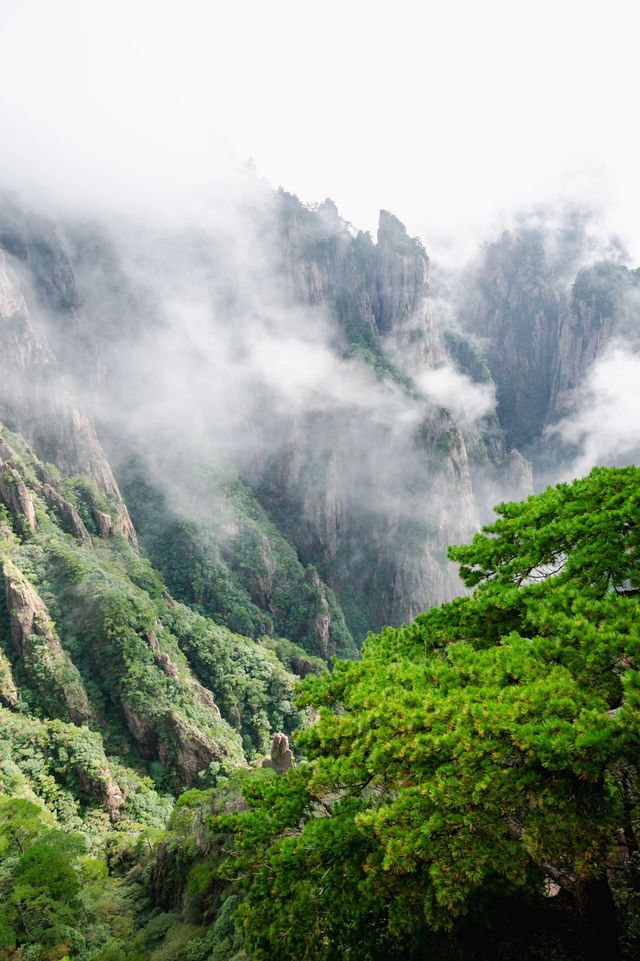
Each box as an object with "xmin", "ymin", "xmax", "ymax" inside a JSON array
[
  {"xmin": 460, "ymin": 223, "xmax": 640, "ymax": 470},
  {"xmin": 2, "ymin": 187, "xmax": 636, "ymax": 774},
  {"xmin": 1, "ymin": 187, "xmax": 638, "ymax": 960},
  {"xmin": 0, "ymin": 189, "xmax": 531, "ymax": 650}
]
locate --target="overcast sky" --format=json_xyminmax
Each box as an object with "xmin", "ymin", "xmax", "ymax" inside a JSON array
[{"xmin": 1, "ymin": 0, "xmax": 638, "ymax": 259}]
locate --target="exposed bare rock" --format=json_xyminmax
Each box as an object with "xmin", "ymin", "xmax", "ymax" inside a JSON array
[
  {"xmin": 89, "ymin": 502, "xmax": 138, "ymax": 546},
  {"xmin": 457, "ymin": 232, "xmax": 640, "ymax": 476},
  {"xmin": 550, "ymin": 263, "xmax": 640, "ymax": 419},
  {"xmin": 0, "ymin": 203, "xmax": 82, "ymax": 316},
  {"xmin": 156, "ymin": 651, "xmax": 179, "ymax": 678},
  {"xmin": 102, "ymin": 772, "xmax": 126, "ymax": 821},
  {"xmin": 543, "ymin": 877, "xmax": 562, "ymax": 898},
  {"xmin": 278, "ymin": 195, "xmax": 378, "ymax": 338},
  {"xmin": 306, "ymin": 568, "xmax": 331, "ymax": 657},
  {"xmin": 160, "ymin": 714, "xmax": 233, "ymax": 786},
  {"xmin": 75, "ymin": 763, "xmax": 125, "ymax": 822},
  {"xmin": 116, "ymin": 508, "xmax": 138, "ymax": 545},
  {"xmin": 121, "ymin": 698, "xmax": 160, "ymax": 758},
  {"xmin": 0, "ymin": 650, "xmax": 18, "ymax": 708},
  {"xmin": 0, "ymin": 435, "xmax": 18, "ymax": 463},
  {"xmin": 191, "ymin": 680, "xmax": 222, "ymax": 717},
  {"xmin": 502, "ymin": 449, "xmax": 534, "ymax": 500},
  {"xmin": 94, "ymin": 510, "xmax": 113, "ymax": 537},
  {"xmin": 2, "ymin": 558, "xmax": 92, "ymax": 723},
  {"xmin": 0, "ymin": 246, "xmax": 138, "ymax": 550},
  {"xmin": 0, "ymin": 460, "xmax": 36, "ymax": 532},
  {"xmin": 42, "ymin": 483, "xmax": 91, "ymax": 544},
  {"xmin": 376, "ymin": 210, "xmax": 446, "ymax": 369},
  {"xmin": 122, "ymin": 695, "xmax": 236, "ymax": 783},
  {"xmin": 4, "ymin": 560, "xmax": 53, "ymax": 657},
  {"xmin": 278, "ymin": 195, "xmax": 443, "ymax": 355},
  {"xmin": 376, "ymin": 209, "xmax": 430, "ymax": 333},
  {"xmin": 262, "ymin": 732, "xmax": 295, "ymax": 774},
  {"xmin": 251, "ymin": 539, "xmax": 278, "ymax": 608},
  {"xmin": 460, "ymin": 230, "xmax": 562, "ymax": 452},
  {"xmin": 256, "ymin": 195, "xmax": 475, "ymax": 635},
  {"xmin": 300, "ymin": 446, "xmax": 345, "ymax": 567}
]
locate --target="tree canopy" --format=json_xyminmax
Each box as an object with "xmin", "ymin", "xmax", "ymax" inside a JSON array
[{"xmin": 214, "ymin": 466, "xmax": 640, "ymax": 961}]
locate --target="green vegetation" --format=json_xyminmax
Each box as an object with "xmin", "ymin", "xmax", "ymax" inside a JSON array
[
  {"xmin": 118, "ymin": 461, "xmax": 356, "ymax": 659},
  {"xmin": 0, "ymin": 428, "xmax": 313, "ymax": 774},
  {"xmin": 3, "ymin": 415, "xmax": 640, "ymax": 960},
  {"xmin": 0, "ymin": 431, "xmax": 338, "ymax": 961},
  {"xmin": 0, "ymin": 425, "xmax": 317, "ymax": 958},
  {"xmin": 443, "ymin": 328, "xmax": 493, "ymax": 386},
  {"xmin": 210, "ymin": 467, "xmax": 640, "ymax": 960},
  {"xmin": 0, "ymin": 793, "xmax": 173, "ymax": 961}
]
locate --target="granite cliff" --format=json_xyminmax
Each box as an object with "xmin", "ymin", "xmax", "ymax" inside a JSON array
[
  {"xmin": 1, "ymin": 189, "xmax": 639, "ymax": 961},
  {"xmin": 0, "ymin": 190, "xmax": 525, "ymax": 646},
  {"xmin": 460, "ymin": 223, "xmax": 640, "ymax": 471},
  {"xmin": 4, "ymin": 192, "xmax": 633, "ymax": 649}
]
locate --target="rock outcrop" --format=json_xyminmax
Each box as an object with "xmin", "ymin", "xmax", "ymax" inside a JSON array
[
  {"xmin": 459, "ymin": 229, "xmax": 562, "ymax": 453},
  {"xmin": 122, "ymin": 687, "xmax": 242, "ymax": 786},
  {"xmin": 1, "ymin": 558, "xmax": 93, "ymax": 724},
  {"xmin": 459, "ymin": 227, "xmax": 640, "ymax": 475},
  {"xmin": 75, "ymin": 763, "xmax": 125, "ymax": 822},
  {"xmin": 120, "ymin": 698, "xmax": 160, "ymax": 758},
  {"xmin": 277, "ymin": 193, "xmax": 445, "ymax": 366},
  {"xmin": 0, "ymin": 651, "xmax": 18, "ymax": 708},
  {"xmin": 262, "ymin": 732, "xmax": 295, "ymax": 774},
  {"xmin": 0, "ymin": 236, "xmax": 137, "ymax": 549},
  {"xmin": 0, "ymin": 192, "xmax": 539, "ymax": 647},
  {"xmin": 161, "ymin": 714, "xmax": 237, "ymax": 787},
  {"xmin": 42, "ymin": 482, "xmax": 91, "ymax": 544},
  {"xmin": 191, "ymin": 679, "xmax": 221, "ymax": 716},
  {"xmin": 249, "ymin": 195, "xmax": 478, "ymax": 635},
  {"xmin": 550, "ymin": 262, "xmax": 640, "ymax": 417},
  {"xmin": 501, "ymin": 449, "xmax": 534, "ymax": 501},
  {"xmin": 0, "ymin": 459, "xmax": 37, "ymax": 533}
]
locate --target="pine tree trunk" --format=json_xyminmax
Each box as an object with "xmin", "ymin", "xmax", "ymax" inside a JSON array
[{"xmin": 575, "ymin": 876, "xmax": 620, "ymax": 961}]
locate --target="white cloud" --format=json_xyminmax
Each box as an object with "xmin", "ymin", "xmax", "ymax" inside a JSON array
[
  {"xmin": 550, "ymin": 345, "xmax": 640, "ymax": 476},
  {"xmin": 0, "ymin": 0, "xmax": 638, "ymax": 259},
  {"xmin": 416, "ymin": 365, "xmax": 495, "ymax": 423}
]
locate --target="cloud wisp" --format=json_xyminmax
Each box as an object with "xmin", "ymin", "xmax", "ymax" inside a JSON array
[{"xmin": 549, "ymin": 344, "xmax": 640, "ymax": 478}]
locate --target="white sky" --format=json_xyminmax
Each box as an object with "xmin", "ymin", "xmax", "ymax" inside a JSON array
[{"xmin": 1, "ymin": 0, "xmax": 639, "ymax": 259}]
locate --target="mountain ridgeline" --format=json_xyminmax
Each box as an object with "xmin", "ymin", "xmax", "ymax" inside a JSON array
[
  {"xmin": 0, "ymin": 189, "xmax": 639, "ymax": 960},
  {"xmin": 0, "ymin": 191, "xmax": 531, "ymax": 650},
  {"xmin": 459, "ymin": 226, "xmax": 640, "ymax": 459}
]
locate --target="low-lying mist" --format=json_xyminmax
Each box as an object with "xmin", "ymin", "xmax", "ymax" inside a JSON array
[{"xmin": 1, "ymin": 167, "xmax": 639, "ymax": 639}]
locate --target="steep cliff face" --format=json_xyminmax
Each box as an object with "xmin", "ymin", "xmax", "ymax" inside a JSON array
[
  {"xmin": 0, "ymin": 197, "xmax": 358, "ymax": 656},
  {"xmin": 279, "ymin": 196, "xmax": 379, "ymax": 335},
  {"xmin": 0, "ymin": 228, "xmax": 137, "ymax": 546},
  {"xmin": 363, "ymin": 409, "xmax": 476, "ymax": 627},
  {"xmin": 2, "ymin": 556, "xmax": 94, "ymax": 725},
  {"xmin": 119, "ymin": 458, "xmax": 356, "ymax": 658},
  {"xmin": 459, "ymin": 224, "xmax": 640, "ymax": 472},
  {"xmin": 256, "ymin": 407, "xmax": 477, "ymax": 635},
  {"xmin": 5, "ymin": 190, "xmax": 637, "ymax": 649},
  {"xmin": 460, "ymin": 230, "xmax": 563, "ymax": 453},
  {"xmin": 0, "ymin": 190, "xmax": 524, "ymax": 647},
  {"xmin": 277, "ymin": 192, "xmax": 446, "ymax": 370},
  {"xmin": 550, "ymin": 262, "xmax": 640, "ymax": 417},
  {"xmin": 0, "ymin": 424, "xmax": 314, "ymax": 794},
  {"xmin": 251, "ymin": 195, "xmax": 479, "ymax": 635}
]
